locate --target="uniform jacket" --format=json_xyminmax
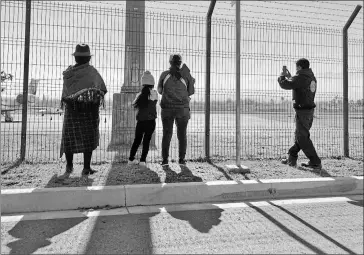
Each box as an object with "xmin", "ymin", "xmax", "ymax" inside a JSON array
[{"xmin": 278, "ymin": 68, "xmax": 317, "ymax": 110}]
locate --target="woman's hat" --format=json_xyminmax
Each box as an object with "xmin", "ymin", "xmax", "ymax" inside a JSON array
[
  {"xmin": 72, "ymin": 44, "xmax": 93, "ymax": 57},
  {"xmin": 141, "ymin": 70, "xmax": 155, "ymax": 86}
]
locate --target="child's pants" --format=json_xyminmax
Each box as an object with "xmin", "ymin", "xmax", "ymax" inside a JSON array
[{"xmin": 129, "ymin": 119, "xmax": 156, "ymax": 162}]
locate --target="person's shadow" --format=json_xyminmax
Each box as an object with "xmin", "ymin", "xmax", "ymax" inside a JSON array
[
  {"xmin": 44, "ymin": 173, "xmax": 94, "ymax": 188},
  {"xmin": 167, "ymin": 206, "xmax": 224, "ymax": 233},
  {"xmin": 163, "ymin": 164, "xmax": 203, "ymax": 183},
  {"xmin": 297, "ymin": 165, "xmax": 332, "ymax": 177},
  {"xmin": 6, "ymin": 217, "xmax": 87, "ymax": 255},
  {"xmin": 162, "ymin": 164, "xmax": 222, "ymax": 233}
]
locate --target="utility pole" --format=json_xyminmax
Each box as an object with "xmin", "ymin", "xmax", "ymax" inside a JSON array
[
  {"xmin": 226, "ymin": 0, "xmax": 250, "ymax": 173},
  {"xmin": 109, "ymin": 1, "xmax": 156, "ymax": 153}
]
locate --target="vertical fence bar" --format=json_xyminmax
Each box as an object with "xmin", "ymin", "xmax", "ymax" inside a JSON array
[
  {"xmin": 343, "ymin": 5, "xmax": 362, "ymax": 157},
  {"xmin": 20, "ymin": 0, "xmax": 31, "ymax": 161},
  {"xmin": 236, "ymin": 1, "xmax": 241, "ymax": 165},
  {"xmin": 205, "ymin": 0, "xmax": 216, "ymax": 162},
  {"xmin": 0, "ymin": 1, "xmax": 2, "ymax": 166}
]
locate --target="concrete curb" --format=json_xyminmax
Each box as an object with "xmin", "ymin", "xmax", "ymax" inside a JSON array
[{"xmin": 1, "ymin": 176, "xmax": 363, "ymax": 214}]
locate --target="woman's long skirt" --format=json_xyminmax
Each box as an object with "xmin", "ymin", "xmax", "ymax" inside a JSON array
[{"xmin": 60, "ymin": 104, "xmax": 100, "ymax": 157}]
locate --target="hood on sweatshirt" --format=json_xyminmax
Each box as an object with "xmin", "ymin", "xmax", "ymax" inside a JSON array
[{"xmin": 296, "ymin": 68, "xmax": 316, "ymax": 81}]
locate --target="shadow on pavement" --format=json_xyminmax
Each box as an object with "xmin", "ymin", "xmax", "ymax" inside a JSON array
[
  {"xmin": 207, "ymin": 162, "xmax": 233, "ymax": 180},
  {"xmin": 1, "ymin": 159, "xmax": 22, "ymax": 175},
  {"xmin": 269, "ymin": 202, "xmax": 358, "ymax": 255},
  {"xmin": 84, "ymin": 212, "xmax": 159, "ymax": 254},
  {"xmin": 105, "ymin": 156, "xmax": 161, "ymax": 186},
  {"xmin": 167, "ymin": 207, "xmax": 224, "ymax": 233},
  {"xmin": 6, "ymin": 217, "xmax": 87, "ymax": 255},
  {"xmin": 44, "ymin": 173, "xmax": 94, "ymax": 188},
  {"xmin": 297, "ymin": 166, "xmax": 332, "ymax": 177},
  {"xmin": 82, "ymin": 151, "xmax": 162, "ymax": 254},
  {"xmin": 163, "ymin": 165, "xmax": 202, "ymax": 183},
  {"xmin": 248, "ymin": 202, "xmax": 327, "ymax": 254},
  {"xmin": 348, "ymin": 199, "xmax": 364, "ymax": 208}
]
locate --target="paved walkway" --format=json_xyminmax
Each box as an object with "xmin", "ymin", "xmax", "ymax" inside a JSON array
[{"xmin": 1, "ymin": 196, "xmax": 363, "ymax": 254}]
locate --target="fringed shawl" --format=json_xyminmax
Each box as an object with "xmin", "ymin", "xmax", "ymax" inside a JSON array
[{"xmin": 61, "ymin": 63, "xmax": 107, "ymax": 108}]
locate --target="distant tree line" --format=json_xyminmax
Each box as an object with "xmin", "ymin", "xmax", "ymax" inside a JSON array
[
  {"xmin": 101, "ymin": 97, "xmax": 363, "ymax": 114},
  {"xmin": 188, "ymin": 98, "xmax": 364, "ymax": 113}
]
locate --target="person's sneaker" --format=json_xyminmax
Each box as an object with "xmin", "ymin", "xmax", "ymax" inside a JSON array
[
  {"xmin": 161, "ymin": 159, "xmax": 168, "ymax": 166},
  {"xmin": 178, "ymin": 159, "xmax": 187, "ymax": 165},
  {"xmin": 139, "ymin": 161, "xmax": 146, "ymax": 167},
  {"xmin": 128, "ymin": 159, "xmax": 139, "ymax": 165},
  {"xmin": 281, "ymin": 158, "xmax": 297, "ymax": 167},
  {"xmin": 82, "ymin": 168, "xmax": 97, "ymax": 176},
  {"xmin": 281, "ymin": 159, "xmax": 297, "ymax": 167},
  {"xmin": 301, "ymin": 162, "xmax": 322, "ymax": 170},
  {"xmin": 281, "ymin": 155, "xmax": 297, "ymax": 167}
]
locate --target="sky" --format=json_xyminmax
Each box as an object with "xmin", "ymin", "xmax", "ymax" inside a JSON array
[{"xmin": 1, "ymin": 0, "xmax": 363, "ymax": 103}]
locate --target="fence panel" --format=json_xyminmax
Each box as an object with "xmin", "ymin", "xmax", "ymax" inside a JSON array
[
  {"xmin": 1, "ymin": 0, "xmax": 26, "ymax": 163},
  {"xmin": 1, "ymin": 1, "xmax": 363, "ymax": 164},
  {"xmin": 348, "ymin": 36, "xmax": 364, "ymax": 159},
  {"xmin": 210, "ymin": 19, "xmax": 351, "ymax": 159}
]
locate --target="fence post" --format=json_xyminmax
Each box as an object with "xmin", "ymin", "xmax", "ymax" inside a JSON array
[
  {"xmin": 205, "ymin": 0, "xmax": 216, "ymax": 162},
  {"xmin": 235, "ymin": 1, "xmax": 241, "ymax": 166},
  {"xmin": 20, "ymin": 0, "xmax": 31, "ymax": 161},
  {"xmin": 342, "ymin": 5, "xmax": 362, "ymax": 157}
]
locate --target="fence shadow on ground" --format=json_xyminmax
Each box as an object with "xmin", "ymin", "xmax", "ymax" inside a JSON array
[
  {"xmin": 268, "ymin": 202, "xmax": 358, "ymax": 254},
  {"xmin": 1, "ymin": 159, "xmax": 22, "ymax": 175},
  {"xmin": 207, "ymin": 162, "xmax": 234, "ymax": 180},
  {"xmin": 248, "ymin": 202, "xmax": 327, "ymax": 254}
]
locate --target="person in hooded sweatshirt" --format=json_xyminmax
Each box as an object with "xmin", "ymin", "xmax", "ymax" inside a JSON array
[
  {"xmin": 157, "ymin": 54, "xmax": 195, "ymax": 166},
  {"xmin": 278, "ymin": 58, "xmax": 322, "ymax": 170}
]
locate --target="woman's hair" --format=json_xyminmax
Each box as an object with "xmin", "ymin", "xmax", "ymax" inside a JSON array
[
  {"xmin": 169, "ymin": 55, "xmax": 182, "ymax": 80},
  {"xmin": 133, "ymin": 85, "xmax": 153, "ymax": 108},
  {"xmin": 75, "ymin": 56, "xmax": 91, "ymax": 65}
]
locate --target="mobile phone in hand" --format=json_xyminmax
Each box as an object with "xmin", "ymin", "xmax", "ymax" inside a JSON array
[{"xmin": 282, "ymin": 65, "xmax": 287, "ymax": 74}]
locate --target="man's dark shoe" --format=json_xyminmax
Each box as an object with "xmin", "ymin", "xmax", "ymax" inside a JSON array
[
  {"xmin": 161, "ymin": 159, "xmax": 169, "ymax": 166},
  {"xmin": 178, "ymin": 159, "xmax": 186, "ymax": 165},
  {"xmin": 301, "ymin": 162, "xmax": 322, "ymax": 170},
  {"xmin": 82, "ymin": 168, "xmax": 97, "ymax": 175},
  {"xmin": 66, "ymin": 165, "xmax": 74, "ymax": 173},
  {"xmin": 281, "ymin": 155, "xmax": 297, "ymax": 167}
]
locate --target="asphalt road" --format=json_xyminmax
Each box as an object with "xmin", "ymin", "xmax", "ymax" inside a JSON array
[{"xmin": 1, "ymin": 196, "xmax": 363, "ymax": 254}]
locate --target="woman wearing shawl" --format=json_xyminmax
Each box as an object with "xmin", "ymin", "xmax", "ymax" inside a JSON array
[{"xmin": 60, "ymin": 44, "xmax": 107, "ymax": 176}]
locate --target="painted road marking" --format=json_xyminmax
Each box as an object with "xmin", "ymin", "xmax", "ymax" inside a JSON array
[{"xmin": 2, "ymin": 196, "xmax": 362, "ymax": 223}]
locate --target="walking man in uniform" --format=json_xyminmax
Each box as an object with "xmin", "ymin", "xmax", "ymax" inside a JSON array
[{"xmin": 278, "ymin": 58, "xmax": 322, "ymax": 170}]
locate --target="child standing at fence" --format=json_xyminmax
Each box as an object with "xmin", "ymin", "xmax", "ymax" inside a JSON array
[{"xmin": 128, "ymin": 71, "xmax": 158, "ymax": 166}]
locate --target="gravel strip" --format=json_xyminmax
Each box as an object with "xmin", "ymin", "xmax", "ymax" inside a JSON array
[{"xmin": 1, "ymin": 158, "xmax": 362, "ymax": 189}]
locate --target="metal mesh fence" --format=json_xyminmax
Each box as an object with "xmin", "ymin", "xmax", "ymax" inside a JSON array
[{"xmin": 1, "ymin": 1, "xmax": 363, "ymax": 164}]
